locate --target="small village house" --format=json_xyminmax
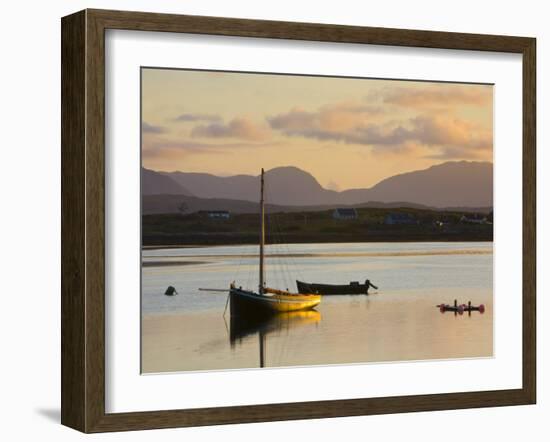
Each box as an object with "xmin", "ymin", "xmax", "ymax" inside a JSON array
[
  {"xmin": 384, "ymin": 213, "xmax": 418, "ymax": 225},
  {"xmin": 332, "ymin": 208, "xmax": 358, "ymax": 220},
  {"xmin": 205, "ymin": 210, "xmax": 231, "ymax": 220},
  {"xmin": 460, "ymin": 214, "xmax": 487, "ymax": 224}
]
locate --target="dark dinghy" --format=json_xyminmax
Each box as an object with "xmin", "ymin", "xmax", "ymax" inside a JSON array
[{"xmin": 296, "ymin": 279, "xmax": 378, "ymax": 295}]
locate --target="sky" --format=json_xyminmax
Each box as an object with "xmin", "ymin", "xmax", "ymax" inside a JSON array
[{"xmin": 141, "ymin": 68, "xmax": 493, "ymax": 190}]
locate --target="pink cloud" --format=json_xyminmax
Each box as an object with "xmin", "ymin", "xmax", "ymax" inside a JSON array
[
  {"xmin": 378, "ymin": 84, "xmax": 493, "ymax": 108},
  {"xmin": 268, "ymin": 102, "xmax": 383, "ymax": 138},
  {"xmin": 191, "ymin": 117, "xmax": 270, "ymax": 141},
  {"xmin": 142, "ymin": 121, "xmax": 166, "ymax": 134},
  {"xmin": 268, "ymin": 102, "xmax": 492, "ymax": 159}
]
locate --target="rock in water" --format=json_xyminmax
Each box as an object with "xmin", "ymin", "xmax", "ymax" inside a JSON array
[{"xmin": 164, "ymin": 286, "xmax": 178, "ymax": 296}]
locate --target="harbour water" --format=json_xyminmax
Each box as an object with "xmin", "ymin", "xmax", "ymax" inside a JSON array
[{"xmin": 141, "ymin": 242, "xmax": 493, "ymax": 373}]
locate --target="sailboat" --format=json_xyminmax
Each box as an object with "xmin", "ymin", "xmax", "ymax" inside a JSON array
[{"xmin": 229, "ymin": 168, "xmax": 321, "ymax": 317}]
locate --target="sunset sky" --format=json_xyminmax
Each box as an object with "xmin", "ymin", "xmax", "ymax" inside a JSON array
[{"xmin": 141, "ymin": 68, "xmax": 493, "ymax": 190}]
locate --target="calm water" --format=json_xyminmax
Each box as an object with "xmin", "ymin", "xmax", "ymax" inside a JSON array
[{"xmin": 141, "ymin": 242, "xmax": 493, "ymax": 373}]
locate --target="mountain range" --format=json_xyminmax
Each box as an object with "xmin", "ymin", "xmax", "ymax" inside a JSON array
[{"xmin": 142, "ymin": 161, "xmax": 493, "ymax": 212}]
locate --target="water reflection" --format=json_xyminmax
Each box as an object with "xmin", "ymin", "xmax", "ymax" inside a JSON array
[
  {"xmin": 228, "ymin": 310, "xmax": 321, "ymax": 367},
  {"xmin": 141, "ymin": 242, "xmax": 493, "ymax": 372}
]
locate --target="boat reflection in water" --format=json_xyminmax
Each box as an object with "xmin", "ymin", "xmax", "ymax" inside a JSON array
[{"xmin": 229, "ymin": 310, "xmax": 321, "ymax": 368}]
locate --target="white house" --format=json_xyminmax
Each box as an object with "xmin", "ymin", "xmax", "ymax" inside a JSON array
[
  {"xmin": 384, "ymin": 213, "xmax": 418, "ymax": 225},
  {"xmin": 460, "ymin": 214, "xmax": 487, "ymax": 224},
  {"xmin": 332, "ymin": 208, "xmax": 358, "ymax": 220},
  {"xmin": 206, "ymin": 210, "xmax": 231, "ymax": 220}
]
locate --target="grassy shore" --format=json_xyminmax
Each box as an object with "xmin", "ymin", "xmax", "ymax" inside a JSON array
[{"xmin": 142, "ymin": 207, "xmax": 493, "ymax": 246}]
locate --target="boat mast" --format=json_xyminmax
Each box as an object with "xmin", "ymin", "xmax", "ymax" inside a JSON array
[
  {"xmin": 259, "ymin": 329, "xmax": 265, "ymax": 368},
  {"xmin": 259, "ymin": 168, "xmax": 265, "ymax": 295}
]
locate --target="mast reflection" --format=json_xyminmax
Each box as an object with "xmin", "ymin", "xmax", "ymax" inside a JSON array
[{"xmin": 229, "ymin": 311, "xmax": 321, "ymax": 367}]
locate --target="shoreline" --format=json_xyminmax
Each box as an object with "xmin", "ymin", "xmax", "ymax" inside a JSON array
[
  {"xmin": 143, "ymin": 238, "xmax": 494, "ymax": 250},
  {"xmin": 142, "ymin": 260, "xmax": 210, "ymax": 267},
  {"xmin": 143, "ymin": 249, "xmax": 493, "ymax": 264}
]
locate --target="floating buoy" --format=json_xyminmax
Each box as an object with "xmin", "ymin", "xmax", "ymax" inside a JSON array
[
  {"xmin": 436, "ymin": 301, "xmax": 485, "ymax": 315},
  {"xmin": 164, "ymin": 285, "xmax": 178, "ymax": 296}
]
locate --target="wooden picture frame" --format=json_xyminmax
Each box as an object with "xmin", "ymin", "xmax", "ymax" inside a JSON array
[{"xmin": 61, "ymin": 9, "xmax": 536, "ymax": 433}]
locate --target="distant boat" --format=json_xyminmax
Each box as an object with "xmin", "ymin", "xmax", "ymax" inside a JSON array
[
  {"xmin": 229, "ymin": 168, "xmax": 321, "ymax": 317},
  {"xmin": 296, "ymin": 279, "xmax": 378, "ymax": 295}
]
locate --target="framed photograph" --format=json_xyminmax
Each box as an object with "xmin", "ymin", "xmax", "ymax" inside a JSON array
[{"xmin": 61, "ymin": 9, "xmax": 536, "ymax": 433}]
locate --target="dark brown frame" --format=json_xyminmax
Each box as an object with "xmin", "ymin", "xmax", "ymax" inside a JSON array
[{"xmin": 61, "ymin": 9, "xmax": 536, "ymax": 433}]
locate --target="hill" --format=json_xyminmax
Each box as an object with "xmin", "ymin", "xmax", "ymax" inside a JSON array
[
  {"xmin": 340, "ymin": 161, "xmax": 492, "ymax": 207},
  {"xmin": 141, "ymin": 167, "xmax": 191, "ymax": 195},
  {"xmin": 142, "ymin": 194, "xmax": 492, "ymax": 216},
  {"xmin": 163, "ymin": 166, "xmax": 339, "ymax": 205},
  {"xmin": 142, "ymin": 161, "xmax": 493, "ymax": 209}
]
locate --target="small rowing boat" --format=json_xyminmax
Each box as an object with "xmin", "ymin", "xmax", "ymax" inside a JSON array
[{"xmin": 296, "ymin": 279, "xmax": 378, "ymax": 295}]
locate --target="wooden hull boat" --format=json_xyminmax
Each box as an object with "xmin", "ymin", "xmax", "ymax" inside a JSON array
[
  {"xmin": 230, "ymin": 284, "xmax": 320, "ymax": 317},
  {"xmin": 296, "ymin": 279, "xmax": 377, "ymax": 295}
]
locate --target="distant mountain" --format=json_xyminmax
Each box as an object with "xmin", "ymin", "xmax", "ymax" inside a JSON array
[
  {"xmin": 141, "ymin": 167, "xmax": 192, "ymax": 195},
  {"xmin": 164, "ymin": 167, "xmax": 339, "ymax": 205},
  {"xmin": 145, "ymin": 161, "xmax": 492, "ymax": 208},
  {"xmin": 340, "ymin": 161, "xmax": 493, "ymax": 207},
  {"xmin": 260, "ymin": 167, "xmax": 340, "ymax": 205},
  {"xmin": 164, "ymin": 171, "xmax": 256, "ymax": 201}
]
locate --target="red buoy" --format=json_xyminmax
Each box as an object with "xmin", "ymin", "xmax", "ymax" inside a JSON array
[
  {"xmin": 479, "ymin": 304, "xmax": 485, "ymax": 314},
  {"xmin": 458, "ymin": 305, "xmax": 464, "ymax": 315},
  {"xmin": 440, "ymin": 304, "xmax": 446, "ymax": 313}
]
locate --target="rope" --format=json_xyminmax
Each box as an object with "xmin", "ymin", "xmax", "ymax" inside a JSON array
[
  {"xmin": 267, "ymin": 210, "xmax": 293, "ymax": 290},
  {"xmin": 268, "ymin": 208, "xmax": 307, "ymax": 288}
]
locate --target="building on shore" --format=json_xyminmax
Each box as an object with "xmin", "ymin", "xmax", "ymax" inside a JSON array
[
  {"xmin": 332, "ymin": 208, "xmax": 358, "ymax": 220},
  {"xmin": 384, "ymin": 213, "xmax": 418, "ymax": 225},
  {"xmin": 204, "ymin": 210, "xmax": 231, "ymax": 220},
  {"xmin": 460, "ymin": 214, "xmax": 488, "ymax": 224}
]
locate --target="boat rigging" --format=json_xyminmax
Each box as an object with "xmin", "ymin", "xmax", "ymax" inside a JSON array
[
  {"xmin": 229, "ymin": 168, "xmax": 321, "ymax": 316},
  {"xmin": 200, "ymin": 168, "xmax": 321, "ymax": 317}
]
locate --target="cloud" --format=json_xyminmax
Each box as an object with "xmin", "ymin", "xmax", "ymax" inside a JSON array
[
  {"xmin": 142, "ymin": 144, "xmax": 223, "ymax": 160},
  {"xmin": 269, "ymin": 103, "xmax": 492, "ymax": 159},
  {"xmin": 142, "ymin": 122, "xmax": 166, "ymax": 134},
  {"xmin": 424, "ymin": 146, "xmax": 486, "ymax": 160},
  {"xmin": 375, "ymin": 84, "xmax": 493, "ymax": 109},
  {"xmin": 174, "ymin": 113, "xmax": 222, "ymax": 123},
  {"xmin": 142, "ymin": 138, "xmax": 281, "ymax": 161},
  {"xmin": 268, "ymin": 109, "xmax": 317, "ymax": 133},
  {"xmin": 191, "ymin": 117, "xmax": 270, "ymax": 141},
  {"xmin": 267, "ymin": 102, "xmax": 383, "ymax": 140},
  {"xmin": 408, "ymin": 116, "xmax": 489, "ymax": 147},
  {"xmin": 268, "ymin": 106, "xmax": 387, "ymax": 145}
]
